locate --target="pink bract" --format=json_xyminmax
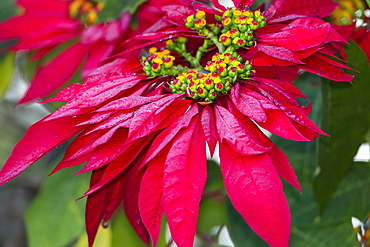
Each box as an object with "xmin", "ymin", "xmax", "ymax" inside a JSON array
[{"xmin": 0, "ymin": 0, "xmax": 131, "ymax": 103}]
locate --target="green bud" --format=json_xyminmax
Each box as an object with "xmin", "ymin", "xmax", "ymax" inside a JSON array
[
  {"xmin": 259, "ymin": 21, "xmax": 266, "ymax": 28},
  {"xmin": 223, "ymin": 10, "xmax": 232, "ymax": 17},
  {"xmin": 197, "ymin": 87, "xmax": 208, "ymax": 98},
  {"xmin": 207, "ymin": 89, "xmax": 217, "ymax": 100},
  {"xmin": 204, "ymin": 79, "xmax": 214, "ymax": 90},
  {"xmin": 214, "ymin": 82, "xmax": 224, "ymax": 92},
  {"xmin": 228, "ymin": 67, "xmax": 237, "ymax": 77},
  {"xmin": 238, "ymin": 24, "xmax": 247, "ymax": 32},
  {"xmin": 215, "ymin": 14, "xmax": 222, "ymax": 22},
  {"xmin": 211, "ymin": 25, "xmax": 221, "ymax": 35}
]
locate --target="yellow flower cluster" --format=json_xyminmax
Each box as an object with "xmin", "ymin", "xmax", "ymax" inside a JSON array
[
  {"xmin": 142, "ymin": 48, "xmax": 176, "ymax": 77},
  {"xmin": 169, "ymin": 53, "xmax": 252, "ymax": 103},
  {"xmin": 69, "ymin": 0, "xmax": 104, "ymax": 25}
]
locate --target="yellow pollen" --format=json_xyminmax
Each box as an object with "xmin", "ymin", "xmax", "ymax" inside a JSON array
[
  {"xmin": 232, "ymin": 61, "xmax": 240, "ymax": 67},
  {"xmin": 243, "ymin": 11, "xmax": 251, "ymax": 17},
  {"xmin": 81, "ymin": 2, "xmax": 93, "ymax": 12},
  {"xmin": 166, "ymin": 40, "xmax": 174, "ymax": 46},
  {"xmin": 149, "ymin": 47, "xmax": 157, "ymax": 54},
  {"xmin": 220, "ymin": 62, "xmax": 227, "ymax": 68},
  {"xmin": 254, "ymin": 11, "xmax": 261, "ymax": 17},
  {"xmin": 162, "ymin": 49, "xmax": 171, "ymax": 55},
  {"xmin": 247, "ymin": 18, "xmax": 254, "ymax": 24},
  {"xmin": 199, "ymin": 19, "xmax": 206, "ymax": 26},
  {"xmin": 196, "ymin": 11, "xmax": 206, "ymax": 19},
  {"xmin": 212, "ymin": 55, "xmax": 218, "ymax": 61},
  {"xmin": 232, "ymin": 37, "xmax": 239, "ymax": 44},
  {"xmin": 224, "ymin": 57, "xmax": 230, "ymax": 63},
  {"xmin": 222, "ymin": 17, "xmax": 231, "ymax": 26},
  {"xmin": 225, "ymin": 31, "xmax": 231, "ymax": 37},
  {"xmin": 213, "ymin": 77, "xmax": 221, "ymax": 84},
  {"xmin": 153, "ymin": 58, "xmax": 163, "ymax": 64},
  {"xmin": 86, "ymin": 10, "xmax": 98, "ymax": 24},
  {"xmin": 186, "ymin": 15, "xmax": 193, "ymax": 23},
  {"xmin": 69, "ymin": 1, "xmax": 83, "ymax": 17},
  {"xmin": 234, "ymin": 17, "xmax": 241, "ymax": 24},
  {"xmin": 97, "ymin": 2, "xmax": 104, "ymax": 11},
  {"xmin": 234, "ymin": 10, "xmax": 242, "ymax": 17}
]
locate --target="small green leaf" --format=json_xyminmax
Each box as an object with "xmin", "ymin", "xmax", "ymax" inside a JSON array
[
  {"xmin": 98, "ymin": 0, "xmax": 147, "ymax": 22},
  {"xmin": 205, "ymin": 160, "xmax": 224, "ymax": 191},
  {"xmin": 25, "ymin": 167, "xmax": 89, "ymax": 247},
  {"xmin": 314, "ymin": 40, "xmax": 370, "ymax": 212},
  {"xmin": 0, "ymin": 53, "xmax": 15, "ymax": 98}
]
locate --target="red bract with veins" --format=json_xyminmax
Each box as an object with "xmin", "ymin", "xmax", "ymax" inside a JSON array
[
  {"xmin": 0, "ymin": 0, "xmax": 354, "ymax": 247},
  {"xmin": 0, "ymin": 0, "xmax": 132, "ymax": 104}
]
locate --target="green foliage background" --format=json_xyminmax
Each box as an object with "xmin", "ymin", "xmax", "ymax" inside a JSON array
[{"xmin": 0, "ymin": 0, "xmax": 369, "ymax": 247}]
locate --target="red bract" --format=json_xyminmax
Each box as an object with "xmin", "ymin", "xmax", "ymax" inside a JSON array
[
  {"xmin": 0, "ymin": 0, "xmax": 131, "ymax": 104},
  {"xmin": 0, "ymin": 0, "xmax": 354, "ymax": 247},
  {"xmin": 352, "ymin": 27, "xmax": 370, "ymax": 62}
]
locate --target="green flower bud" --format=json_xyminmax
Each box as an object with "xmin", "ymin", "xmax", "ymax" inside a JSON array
[
  {"xmin": 207, "ymin": 89, "xmax": 217, "ymax": 100},
  {"xmin": 214, "ymin": 82, "xmax": 224, "ymax": 92},
  {"xmin": 197, "ymin": 87, "xmax": 208, "ymax": 98},
  {"xmin": 228, "ymin": 67, "xmax": 237, "ymax": 77}
]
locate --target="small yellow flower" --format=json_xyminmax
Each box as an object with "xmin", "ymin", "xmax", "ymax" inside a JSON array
[
  {"xmin": 166, "ymin": 40, "xmax": 174, "ymax": 46},
  {"xmin": 234, "ymin": 10, "xmax": 242, "ymax": 17},
  {"xmin": 196, "ymin": 11, "xmax": 206, "ymax": 19},
  {"xmin": 149, "ymin": 47, "xmax": 158, "ymax": 54},
  {"xmin": 222, "ymin": 17, "xmax": 232, "ymax": 26},
  {"xmin": 153, "ymin": 58, "xmax": 163, "ymax": 64},
  {"xmin": 213, "ymin": 77, "xmax": 221, "ymax": 84}
]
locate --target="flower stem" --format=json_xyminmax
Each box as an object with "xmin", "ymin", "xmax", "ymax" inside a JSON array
[
  {"xmin": 202, "ymin": 28, "xmax": 225, "ymax": 53},
  {"xmin": 195, "ymin": 39, "xmax": 211, "ymax": 62},
  {"xmin": 176, "ymin": 49, "xmax": 200, "ymax": 68}
]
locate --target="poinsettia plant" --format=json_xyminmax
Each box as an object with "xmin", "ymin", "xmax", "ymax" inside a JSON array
[
  {"xmin": 0, "ymin": 0, "xmax": 134, "ymax": 104},
  {"xmin": 1, "ymin": 0, "xmax": 369, "ymax": 247}
]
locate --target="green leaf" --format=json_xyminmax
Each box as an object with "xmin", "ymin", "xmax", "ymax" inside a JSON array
[
  {"xmin": 73, "ymin": 225, "xmax": 112, "ymax": 247},
  {"xmin": 0, "ymin": 0, "xmax": 16, "ymax": 21},
  {"xmin": 289, "ymin": 162, "xmax": 370, "ymax": 247},
  {"xmin": 111, "ymin": 210, "xmax": 148, "ymax": 247},
  {"xmin": 367, "ymin": 0, "xmax": 370, "ymax": 8},
  {"xmin": 25, "ymin": 167, "xmax": 89, "ymax": 247},
  {"xmin": 98, "ymin": 0, "xmax": 147, "ymax": 22},
  {"xmin": 314, "ymin": 40, "xmax": 370, "ymax": 212},
  {"xmin": 198, "ymin": 160, "xmax": 226, "ymax": 233},
  {"xmin": 198, "ymin": 198, "xmax": 226, "ymax": 234},
  {"xmin": 0, "ymin": 53, "xmax": 15, "ymax": 98}
]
